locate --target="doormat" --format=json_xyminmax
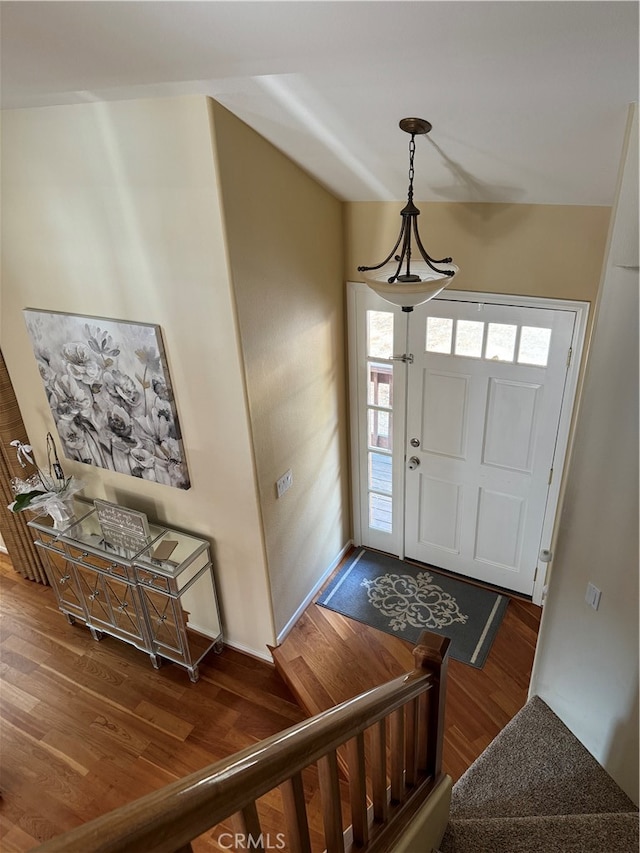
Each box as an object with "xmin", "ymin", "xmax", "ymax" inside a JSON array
[{"xmin": 317, "ymin": 549, "xmax": 509, "ymax": 668}]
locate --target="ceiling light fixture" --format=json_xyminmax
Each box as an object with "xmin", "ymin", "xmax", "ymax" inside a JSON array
[{"xmin": 358, "ymin": 118, "xmax": 458, "ymax": 312}]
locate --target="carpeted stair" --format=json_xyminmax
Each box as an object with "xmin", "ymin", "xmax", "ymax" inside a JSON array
[{"xmin": 439, "ymin": 695, "xmax": 639, "ymax": 852}]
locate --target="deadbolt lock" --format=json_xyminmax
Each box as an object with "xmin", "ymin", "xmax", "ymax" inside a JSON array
[{"xmin": 410, "ymin": 438, "xmax": 420, "ymax": 447}]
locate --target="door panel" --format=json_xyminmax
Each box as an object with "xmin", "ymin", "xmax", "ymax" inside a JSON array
[
  {"xmin": 475, "ymin": 488, "xmax": 525, "ymax": 568},
  {"xmin": 422, "ymin": 371, "xmax": 469, "ymax": 458},
  {"xmin": 405, "ymin": 299, "xmax": 576, "ymax": 595},
  {"xmin": 483, "ymin": 379, "xmax": 541, "ymax": 471},
  {"xmin": 417, "ymin": 475, "xmax": 462, "ymax": 552}
]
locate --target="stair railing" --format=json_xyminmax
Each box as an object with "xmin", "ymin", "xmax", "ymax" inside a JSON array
[{"xmin": 33, "ymin": 631, "xmax": 450, "ymax": 853}]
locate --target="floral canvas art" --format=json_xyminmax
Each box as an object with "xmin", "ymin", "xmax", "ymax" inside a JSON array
[{"xmin": 23, "ymin": 310, "xmax": 190, "ymax": 490}]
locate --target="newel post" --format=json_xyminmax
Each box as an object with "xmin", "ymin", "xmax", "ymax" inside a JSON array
[{"xmin": 413, "ymin": 631, "xmax": 450, "ymax": 779}]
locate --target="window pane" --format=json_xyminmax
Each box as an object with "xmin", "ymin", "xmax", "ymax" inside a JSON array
[
  {"xmin": 486, "ymin": 323, "xmax": 517, "ymax": 362},
  {"xmin": 368, "ymin": 408, "xmax": 392, "ymax": 450},
  {"xmin": 369, "ymin": 493, "xmax": 392, "ymax": 533},
  {"xmin": 518, "ymin": 326, "xmax": 552, "ymax": 366},
  {"xmin": 426, "ymin": 317, "xmax": 454, "ymax": 353},
  {"xmin": 369, "ymin": 452, "xmax": 392, "ymax": 494},
  {"xmin": 368, "ymin": 362, "xmax": 393, "ymax": 407},
  {"xmin": 455, "ymin": 320, "xmax": 484, "ymax": 358},
  {"xmin": 367, "ymin": 310, "xmax": 393, "ymax": 359}
]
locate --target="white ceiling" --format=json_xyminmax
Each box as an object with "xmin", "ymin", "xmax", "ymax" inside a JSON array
[{"xmin": 1, "ymin": 1, "xmax": 637, "ymax": 205}]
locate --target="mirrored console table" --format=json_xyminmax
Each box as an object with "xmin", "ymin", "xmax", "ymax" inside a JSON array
[{"xmin": 28, "ymin": 498, "xmax": 223, "ymax": 682}]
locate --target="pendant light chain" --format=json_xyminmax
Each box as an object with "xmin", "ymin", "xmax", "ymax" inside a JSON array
[{"xmin": 407, "ymin": 133, "xmax": 416, "ymax": 201}]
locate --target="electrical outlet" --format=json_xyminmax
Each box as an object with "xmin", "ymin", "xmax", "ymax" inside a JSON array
[
  {"xmin": 585, "ymin": 582, "xmax": 601, "ymax": 611},
  {"xmin": 276, "ymin": 469, "xmax": 293, "ymax": 498}
]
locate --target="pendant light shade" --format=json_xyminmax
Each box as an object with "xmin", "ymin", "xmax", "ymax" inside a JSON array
[{"xmin": 358, "ymin": 118, "xmax": 458, "ymax": 311}]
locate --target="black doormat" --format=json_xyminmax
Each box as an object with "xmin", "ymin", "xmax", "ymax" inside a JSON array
[{"xmin": 317, "ymin": 549, "xmax": 508, "ymax": 668}]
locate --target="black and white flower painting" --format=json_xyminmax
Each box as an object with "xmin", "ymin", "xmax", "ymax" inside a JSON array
[{"xmin": 23, "ymin": 310, "xmax": 190, "ymax": 490}]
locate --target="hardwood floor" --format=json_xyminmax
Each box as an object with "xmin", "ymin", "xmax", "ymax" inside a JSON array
[
  {"xmin": 0, "ymin": 549, "xmax": 541, "ymax": 850},
  {"xmin": 272, "ymin": 554, "xmax": 542, "ymax": 783},
  {"xmin": 0, "ymin": 554, "xmax": 348, "ymax": 852}
]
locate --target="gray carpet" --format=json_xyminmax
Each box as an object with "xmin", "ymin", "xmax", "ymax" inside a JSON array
[
  {"xmin": 440, "ymin": 695, "xmax": 639, "ymax": 852},
  {"xmin": 441, "ymin": 813, "xmax": 639, "ymax": 853}
]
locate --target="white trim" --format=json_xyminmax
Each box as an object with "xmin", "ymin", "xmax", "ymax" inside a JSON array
[
  {"xmin": 435, "ymin": 289, "xmax": 588, "ymax": 315},
  {"xmin": 321, "ymin": 549, "xmax": 365, "ymax": 605},
  {"xmin": 470, "ymin": 596, "xmax": 504, "ymax": 665},
  {"xmin": 347, "ymin": 283, "xmax": 589, "ymax": 605},
  {"xmin": 222, "ymin": 639, "xmax": 274, "ymax": 664},
  {"xmin": 532, "ymin": 300, "xmax": 589, "ymax": 605},
  {"xmin": 275, "ymin": 539, "xmax": 354, "ymax": 645},
  {"xmin": 347, "ymin": 285, "xmax": 363, "ymax": 546}
]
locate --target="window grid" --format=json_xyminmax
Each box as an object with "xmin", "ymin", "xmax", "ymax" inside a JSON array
[
  {"xmin": 366, "ymin": 310, "xmax": 395, "ymax": 533},
  {"xmin": 426, "ymin": 317, "xmax": 552, "ymax": 367}
]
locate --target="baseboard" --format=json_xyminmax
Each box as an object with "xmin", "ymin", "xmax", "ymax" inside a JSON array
[
  {"xmin": 275, "ymin": 539, "xmax": 353, "ymax": 645},
  {"xmin": 222, "ymin": 639, "xmax": 274, "ymax": 664}
]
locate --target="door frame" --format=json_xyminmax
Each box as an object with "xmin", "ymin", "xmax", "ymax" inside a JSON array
[{"xmin": 347, "ymin": 283, "xmax": 589, "ymax": 605}]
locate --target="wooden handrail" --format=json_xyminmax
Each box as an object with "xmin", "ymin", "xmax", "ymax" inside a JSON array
[{"xmin": 34, "ymin": 631, "xmax": 450, "ymax": 853}]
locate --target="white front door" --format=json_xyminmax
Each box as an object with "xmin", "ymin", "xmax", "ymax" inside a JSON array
[
  {"xmin": 348, "ymin": 284, "xmax": 588, "ymax": 602},
  {"xmin": 404, "ymin": 299, "xmax": 576, "ymax": 595}
]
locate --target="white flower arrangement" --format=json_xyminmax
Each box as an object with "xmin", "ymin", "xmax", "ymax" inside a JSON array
[{"xmin": 8, "ymin": 433, "xmax": 83, "ymax": 516}]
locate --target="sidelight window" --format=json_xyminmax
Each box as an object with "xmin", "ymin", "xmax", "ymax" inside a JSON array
[{"xmin": 366, "ymin": 311, "xmax": 394, "ymax": 533}]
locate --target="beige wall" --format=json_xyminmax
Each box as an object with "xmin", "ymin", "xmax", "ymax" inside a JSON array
[
  {"xmin": 345, "ymin": 202, "xmax": 610, "ymax": 303},
  {"xmin": 530, "ymin": 106, "xmax": 639, "ymax": 804},
  {"xmin": 211, "ymin": 102, "xmax": 350, "ymax": 638},
  {"xmin": 1, "ymin": 96, "xmax": 276, "ymax": 656}
]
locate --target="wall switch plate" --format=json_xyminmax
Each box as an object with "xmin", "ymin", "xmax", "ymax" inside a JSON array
[
  {"xmin": 585, "ymin": 582, "xmax": 601, "ymax": 610},
  {"xmin": 276, "ymin": 469, "xmax": 293, "ymax": 498}
]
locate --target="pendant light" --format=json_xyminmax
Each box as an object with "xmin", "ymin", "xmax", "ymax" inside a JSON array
[{"xmin": 358, "ymin": 118, "xmax": 458, "ymax": 311}]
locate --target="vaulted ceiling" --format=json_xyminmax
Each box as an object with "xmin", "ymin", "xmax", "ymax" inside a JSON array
[{"xmin": 1, "ymin": 1, "xmax": 637, "ymax": 206}]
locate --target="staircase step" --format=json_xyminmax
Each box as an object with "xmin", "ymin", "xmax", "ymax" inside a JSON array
[
  {"xmin": 449, "ymin": 695, "xmax": 637, "ymax": 820},
  {"xmin": 439, "ymin": 812, "xmax": 639, "ymax": 853}
]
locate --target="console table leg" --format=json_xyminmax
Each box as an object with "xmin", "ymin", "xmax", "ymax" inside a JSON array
[
  {"xmin": 64, "ymin": 613, "xmax": 76, "ymax": 625},
  {"xmin": 188, "ymin": 666, "xmax": 199, "ymax": 683},
  {"xmin": 150, "ymin": 653, "xmax": 163, "ymax": 670},
  {"xmin": 89, "ymin": 627, "xmax": 104, "ymax": 641}
]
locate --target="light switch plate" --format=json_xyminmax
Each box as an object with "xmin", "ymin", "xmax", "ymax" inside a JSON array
[
  {"xmin": 585, "ymin": 582, "xmax": 601, "ymax": 610},
  {"xmin": 276, "ymin": 469, "xmax": 293, "ymax": 498}
]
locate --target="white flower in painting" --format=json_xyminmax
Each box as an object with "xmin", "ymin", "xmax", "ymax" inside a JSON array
[
  {"xmin": 135, "ymin": 346, "xmax": 162, "ymax": 373},
  {"xmin": 103, "ymin": 370, "xmax": 141, "ymax": 408},
  {"xmin": 135, "ymin": 412, "xmax": 170, "ymax": 446},
  {"xmin": 130, "ymin": 446, "xmax": 156, "ymax": 470},
  {"xmin": 84, "ymin": 325, "xmax": 120, "ymax": 363},
  {"xmin": 57, "ymin": 417, "xmax": 88, "ymax": 453},
  {"xmin": 158, "ymin": 436, "xmax": 182, "ymax": 464},
  {"xmin": 61, "ymin": 342, "xmax": 102, "ymax": 384},
  {"xmin": 51, "ymin": 373, "xmax": 92, "ymax": 417}
]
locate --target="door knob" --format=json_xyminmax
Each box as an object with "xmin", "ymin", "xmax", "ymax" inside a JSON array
[{"xmin": 408, "ymin": 456, "xmax": 421, "ymax": 470}]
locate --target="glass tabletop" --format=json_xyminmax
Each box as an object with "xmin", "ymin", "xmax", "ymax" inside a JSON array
[{"xmin": 61, "ymin": 509, "xmax": 166, "ymax": 561}]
